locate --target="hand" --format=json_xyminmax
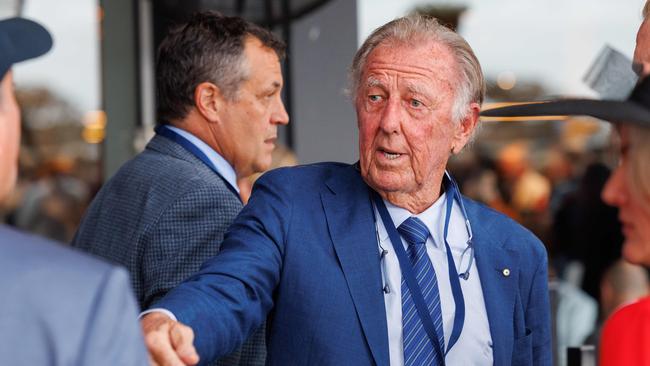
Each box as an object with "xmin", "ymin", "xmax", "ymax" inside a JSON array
[{"xmin": 141, "ymin": 312, "xmax": 200, "ymax": 366}]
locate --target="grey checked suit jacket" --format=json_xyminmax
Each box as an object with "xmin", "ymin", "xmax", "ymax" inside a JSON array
[
  {"xmin": 72, "ymin": 133, "xmax": 266, "ymax": 366},
  {"xmin": 0, "ymin": 225, "xmax": 148, "ymax": 365}
]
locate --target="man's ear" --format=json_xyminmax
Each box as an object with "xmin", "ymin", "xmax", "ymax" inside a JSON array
[
  {"xmin": 194, "ymin": 82, "xmax": 223, "ymax": 123},
  {"xmin": 451, "ymin": 103, "xmax": 480, "ymax": 154}
]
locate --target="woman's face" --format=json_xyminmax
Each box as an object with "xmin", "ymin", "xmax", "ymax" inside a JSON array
[{"xmin": 602, "ymin": 125, "xmax": 650, "ymax": 265}]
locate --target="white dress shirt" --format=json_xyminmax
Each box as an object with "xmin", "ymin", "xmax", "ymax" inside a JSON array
[{"xmin": 376, "ymin": 192, "xmax": 493, "ymax": 366}]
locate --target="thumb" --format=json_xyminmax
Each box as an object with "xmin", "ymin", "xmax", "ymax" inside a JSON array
[{"xmin": 170, "ymin": 323, "xmax": 199, "ymax": 365}]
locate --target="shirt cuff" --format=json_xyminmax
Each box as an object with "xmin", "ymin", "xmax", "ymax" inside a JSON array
[{"xmin": 139, "ymin": 308, "xmax": 178, "ymax": 322}]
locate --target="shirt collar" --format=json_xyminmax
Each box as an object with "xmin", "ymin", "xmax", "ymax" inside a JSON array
[
  {"xmin": 377, "ymin": 192, "xmax": 448, "ymax": 248},
  {"xmin": 165, "ymin": 125, "xmax": 239, "ymax": 193}
]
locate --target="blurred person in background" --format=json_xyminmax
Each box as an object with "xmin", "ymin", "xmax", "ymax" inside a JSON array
[
  {"xmin": 482, "ymin": 74, "xmax": 650, "ymax": 365},
  {"xmin": 547, "ymin": 264, "xmax": 597, "ymax": 366},
  {"xmin": 584, "ymin": 260, "xmax": 650, "ymax": 348},
  {"xmin": 460, "ymin": 158, "xmax": 521, "ymax": 220},
  {"xmin": 8, "ymin": 157, "xmax": 90, "ymax": 242},
  {"xmin": 496, "ymin": 140, "xmax": 551, "ymax": 216},
  {"xmin": 552, "ymin": 162, "xmax": 623, "ymax": 299},
  {"xmin": 71, "ymin": 11, "xmax": 288, "ymax": 366},
  {"xmin": 496, "ymin": 141, "xmax": 553, "ymax": 246},
  {"xmin": 634, "ymin": 1, "xmax": 650, "ymax": 76},
  {"xmin": 0, "ymin": 17, "xmax": 147, "ymax": 365},
  {"xmin": 237, "ymin": 143, "xmax": 297, "ymax": 203}
]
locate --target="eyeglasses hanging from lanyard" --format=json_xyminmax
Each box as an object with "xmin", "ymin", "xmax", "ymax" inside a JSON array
[
  {"xmin": 371, "ymin": 170, "xmax": 474, "ymax": 362},
  {"xmin": 374, "ymin": 171, "xmax": 475, "ymax": 280},
  {"xmin": 443, "ymin": 170, "xmax": 475, "ymax": 281}
]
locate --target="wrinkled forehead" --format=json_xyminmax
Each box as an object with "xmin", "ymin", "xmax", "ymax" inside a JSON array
[{"xmin": 361, "ymin": 40, "xmax": 460, "ymax": 91}]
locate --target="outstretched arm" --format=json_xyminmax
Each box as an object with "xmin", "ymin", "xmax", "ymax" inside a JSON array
[{"xmin": 141, "ymin": 169, "xmax": 293, "ymax": 364}]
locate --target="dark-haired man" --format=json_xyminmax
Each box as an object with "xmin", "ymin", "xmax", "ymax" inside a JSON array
[
  {"xmin": 0, "ymin": 17, "xmax": 147, "ymax": 365},
  {"xmin": 72, "ymin": 11, "xmax": 288, "ymax": 365}
]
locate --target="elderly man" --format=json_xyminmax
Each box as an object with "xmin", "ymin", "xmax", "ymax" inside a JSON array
[
  {"xmin": 0, "ymin": 17, "xmax": 147, "ymax": 365},
  {"xmin": 142, "ymin": 14, "xmax": 551, "ymax": 366},
  {"xmin": 71, "ymin": 11, "xmax": 288, "ymax": 365}
]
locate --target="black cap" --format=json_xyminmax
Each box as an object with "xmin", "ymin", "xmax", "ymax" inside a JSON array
[
  {"xmin": 0, "ymin": 17, "xmax": 53, "ymax": 79},
  {"xmin": 481, "ymin": 76, "xmax": 650, "ymax": 128}
]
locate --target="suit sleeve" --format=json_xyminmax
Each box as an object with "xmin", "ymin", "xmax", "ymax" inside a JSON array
[
  {"xmin": 151, "ymin": 170, "xmax": 291, "ymax": 364},
  {"xmin": 78, "ymin": 267, "xmax": 149, "ymax": 366},
  {"xmin": 139, "ymin": 183, "xmax": 240, "ymax": 309}
]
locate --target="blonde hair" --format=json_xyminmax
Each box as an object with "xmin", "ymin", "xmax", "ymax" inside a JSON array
[{"xmin": 627, "ymin": 125, "xmax": 650, "ymax": 203}]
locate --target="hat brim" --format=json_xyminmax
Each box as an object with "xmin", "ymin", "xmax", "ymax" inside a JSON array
[
  {"xmin": 0, "ymin": 17, "xmax": 52, "ymax": 78},
  {"xmin": 481, "ymin": 99, "xmax": 650, "ymax": 128}
]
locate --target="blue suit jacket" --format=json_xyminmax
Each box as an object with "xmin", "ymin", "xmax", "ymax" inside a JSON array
[
  {"xmin": 0, "ymin": 225, "xmax": 148, "ymax": 365},
  {"xmin": 72, "ymin": 133, "xmax": 266, "ymax": 366},
  {"xmin": 157, "ymin": 162, "xmax": 551, "ymax": 366}
]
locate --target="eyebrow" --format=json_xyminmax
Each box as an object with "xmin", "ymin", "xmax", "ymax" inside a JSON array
[
  {"xmin": 404, "ymin": 82, "xmax": 429, "ymax": 96},
  {"xmin": 263, "ymin": 81, "xmax": 282, "ymax": 94},
  {"xmin": 365, "ymin": 76, "xmax": 384, "ymax": 89}
]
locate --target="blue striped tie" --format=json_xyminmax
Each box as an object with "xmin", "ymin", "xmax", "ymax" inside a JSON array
[{"xmin": 398, "ymin": 217, "xmax": 445, "ymax": 366}]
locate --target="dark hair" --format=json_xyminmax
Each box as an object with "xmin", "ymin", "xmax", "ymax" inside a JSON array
[{"xmin": 156, "ymin": 11, "xmax": 285, "ymax": 124}]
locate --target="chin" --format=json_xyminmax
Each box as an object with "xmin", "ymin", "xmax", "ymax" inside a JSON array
[{"xmin": 622, "ymin": 239, "xmax": 650, "ymax": 267}]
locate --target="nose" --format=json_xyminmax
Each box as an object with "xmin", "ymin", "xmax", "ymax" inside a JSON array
[
  {"xmin": 602, "ymin": 165, "xmax": 627, "ymax": 207},
  {"xmin": 272, "ymin": 97, "xmax": 289, "ymax": 126},
  {"xmin": 378, "ymin": 97, "xmax": 401, "ymax": 134}
]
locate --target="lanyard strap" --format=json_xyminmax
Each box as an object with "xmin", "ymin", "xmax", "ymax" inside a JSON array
[
  {"xmin": 371, "ymin": 178, "xmax": 466, "ymax": 360},
  {"xmin": 155, "ymin": 125, "xmax": 242, "ymax": 203},
  {"xmin": 443, "ymin": 184, "xmax": 465, "ymax": 353}
]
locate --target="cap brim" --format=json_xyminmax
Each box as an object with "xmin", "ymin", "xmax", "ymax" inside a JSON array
[
  {"xmin": 0, "ymin": 17, "xmax": 52, "ymax": 77},
  {"xmin": 481, "ymin": 99, "xmax": 650, "ymax": 128}
]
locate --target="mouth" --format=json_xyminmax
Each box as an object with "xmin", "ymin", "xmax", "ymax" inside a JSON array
[
  {"xmin": 619, "ymin": 216, "xmax": 635, "ymax": 233},
  {"xmin": 265, "ymin": 137, "xmax": 277, "ymax": 145},
  {"xmin": 378, "ymin": 148, "xmax": 403, "ymax": 160}
]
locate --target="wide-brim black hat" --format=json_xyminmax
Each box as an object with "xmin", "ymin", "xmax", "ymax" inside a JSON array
[
  {"xmin": 0, "ymin": 17, "xmax": 52, "ymax": 79},
  {"xmin": 481, "ymin": 76, "xmax": 650, "ymax": 128}
]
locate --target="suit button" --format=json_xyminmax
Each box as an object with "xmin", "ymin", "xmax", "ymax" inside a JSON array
[{"xmin": 502, "ymin": 268, "xmax": 511, "ymax": 277}]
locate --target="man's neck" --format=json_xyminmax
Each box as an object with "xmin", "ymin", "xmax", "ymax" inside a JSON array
[
  {"xmin": 169, "ymin": 112, "xmax": 223, "ymax": 154},
  {"xmin": 379, "ymin": 184, "xmax": 442, "ymax": 214}
]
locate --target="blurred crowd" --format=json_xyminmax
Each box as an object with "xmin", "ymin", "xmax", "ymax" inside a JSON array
[
  {"xmin": 0, "ymin": 88, "xmax": 100, "ymax": 242},
  {"xmin": 449, "ymin": 135, "xmax": 649, "ymax": 365}
]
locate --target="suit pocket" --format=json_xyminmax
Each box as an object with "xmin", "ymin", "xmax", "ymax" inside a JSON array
[{"xmin": 512, "ymin": 328, "xmax": 533, "ymax": 366}]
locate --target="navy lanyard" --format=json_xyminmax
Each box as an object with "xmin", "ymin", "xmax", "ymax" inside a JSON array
[
  {"xmin": 371, "ymin": 176, "xmax": 466, "ymax": 362},
  {"xmin": 155, "ymin": 125, "xmax": 242, "ymax": 203}
]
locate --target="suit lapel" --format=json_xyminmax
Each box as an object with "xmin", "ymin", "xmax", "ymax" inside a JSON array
[
  {"xmin": 321, "ymin": 166, "xmax": 390, "ymax": 366},
  {"xmin": 468, "ymin": 202, "xmax": 519, "ymax": 366}
]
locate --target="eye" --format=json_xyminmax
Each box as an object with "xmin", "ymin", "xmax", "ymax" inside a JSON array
[
  {"xmin": 410, "ymin": 99, "xmax": 423, "ymax": 108},
  {"xmin": 368, "ymin": 95, "xmax": 382, "ymax": 102}
]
